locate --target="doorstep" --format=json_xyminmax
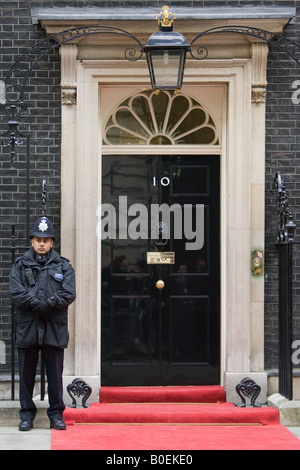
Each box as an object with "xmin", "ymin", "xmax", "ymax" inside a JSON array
[{"xmin": 268, "ymin": 393, "xmax": 300, "ymax": 426}]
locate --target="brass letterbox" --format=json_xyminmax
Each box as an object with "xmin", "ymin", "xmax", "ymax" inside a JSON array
[{"xmin": 147, "ymin": 252, "xmax": 175, "ymax": 265}]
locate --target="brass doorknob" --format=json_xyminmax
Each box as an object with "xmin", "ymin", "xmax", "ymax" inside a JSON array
[{"xmin": 156, "ymin": 280, "xmax": 165, "ymax": 290}]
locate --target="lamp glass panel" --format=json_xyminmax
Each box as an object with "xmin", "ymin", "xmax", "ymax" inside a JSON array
[{"xmin": 148, "ymin": 49, "xmax": 185, "ymax": 89}]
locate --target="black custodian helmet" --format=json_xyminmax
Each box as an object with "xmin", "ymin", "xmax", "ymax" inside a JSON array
[{"xmin": 30, "ymin": 217, "xmax": 55, "ymax": 239}]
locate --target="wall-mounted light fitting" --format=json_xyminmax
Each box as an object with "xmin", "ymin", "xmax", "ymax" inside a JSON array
[{"xmin": 144, "ymin": 6, "xmax": 191, "ymax": 93}]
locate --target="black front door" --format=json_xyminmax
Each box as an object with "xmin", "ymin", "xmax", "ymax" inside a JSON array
[{"xmin": 101, "ymin": 154, "xmax": 220, "ymax": 385}]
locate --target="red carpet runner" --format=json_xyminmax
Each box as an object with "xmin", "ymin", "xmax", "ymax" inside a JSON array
[{"xmin": 51, "ymin": 386, "xmax": 300, "ymax": 450}]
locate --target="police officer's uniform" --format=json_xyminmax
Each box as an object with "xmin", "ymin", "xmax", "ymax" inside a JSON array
[{"xmin": 9, "ymin": 217, "xmax": 76, "ymax": 431}]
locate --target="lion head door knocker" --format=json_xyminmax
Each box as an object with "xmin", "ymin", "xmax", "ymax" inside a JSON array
[{"xmin": 153, "ymin": 221, "xmax": 168, "ymax": 247}]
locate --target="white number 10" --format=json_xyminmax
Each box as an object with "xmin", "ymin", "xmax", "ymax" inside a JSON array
[{"xmin": 153, "ymin": 177, "xmax": 170, "ymax": 187}]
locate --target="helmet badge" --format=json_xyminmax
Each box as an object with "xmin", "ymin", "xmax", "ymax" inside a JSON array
[{"xmin": 38, "ymin": 218, "xmax": 48, "ymax": 233}]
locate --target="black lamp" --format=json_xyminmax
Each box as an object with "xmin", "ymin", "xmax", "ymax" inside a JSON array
[{"xmin": 144, "ymin": 6, "xmax": 191, "ymax": 92}]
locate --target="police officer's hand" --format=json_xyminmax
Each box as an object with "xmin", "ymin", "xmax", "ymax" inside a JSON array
[
  {"xmin": 32, "ymin": 300, "xmax": 52, "ymax": 322},
  {"xmin": 28, "ymin": 297, "xmax": 40, "ymax": 309}
]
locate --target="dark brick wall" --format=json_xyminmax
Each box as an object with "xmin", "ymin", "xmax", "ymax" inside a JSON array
[
  {"xmin": 0, "ymin": 0, "xmax": 62, "ymax": 374},
  {"xmin": 264, "ymin": 2, "xmax": 299, "ymax": 369},
  {"xmin": 0, "ymin": 0, "xmax": 299, "ymax": 375}
]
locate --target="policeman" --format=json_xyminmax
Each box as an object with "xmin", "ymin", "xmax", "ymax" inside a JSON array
[{"xmin": 9, "ymin": 216, "xmax": 76, "ymax": 431}]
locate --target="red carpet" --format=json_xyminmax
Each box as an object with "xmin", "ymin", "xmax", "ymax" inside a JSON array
[
  {"xmin": 51, "ymin": 386, "xmax": 300, "ymax": 450},
  {"xmin": 99, "ymin": 385, "xmax": 226, "ymax": 403},
  {"xmin": 51, "ymin": 424, "xmax": 300, "ymax": 451},
  {"xmin": 61, "ymin": 401, "xmax": 280, "ymax": 426}
]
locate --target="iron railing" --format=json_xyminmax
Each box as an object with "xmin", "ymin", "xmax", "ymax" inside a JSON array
[{"xmin": 275, "ymin": 171, "xmax": 297, "ymax": 400}]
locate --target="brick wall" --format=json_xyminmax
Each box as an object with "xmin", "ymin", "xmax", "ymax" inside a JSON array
[
  {"xmin": 264, "ymin": 1, "xmax": 299, "ymax": 369},
  {"xmin": 0, "ymin": 0, "xmax": 62, "ymax": 374},
  {"xmin": 0, "ymin": 0, "xmax": 299, "ymax": 375}
]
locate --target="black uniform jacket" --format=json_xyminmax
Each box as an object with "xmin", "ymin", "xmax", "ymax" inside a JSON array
[{"xmin": 9, "ymin": 247, "xmax": 76, "ymax": 348}]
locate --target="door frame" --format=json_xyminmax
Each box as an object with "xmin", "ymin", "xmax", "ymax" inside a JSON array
[
  {"xmin": 100, "ymin": 153, "xmax": 221, "ymax": 386},
  {"xmin": 100, "ymin": 84, "xmax": 224, "ymax": 386},
  {"xmin": 60, "ymin": 55, "xmax": 267, "ymax": 401}
]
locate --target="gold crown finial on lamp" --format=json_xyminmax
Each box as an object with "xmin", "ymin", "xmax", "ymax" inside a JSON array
[{"xmin": 156, "ymin": 6, "xmax": 176, "ymax": 27}]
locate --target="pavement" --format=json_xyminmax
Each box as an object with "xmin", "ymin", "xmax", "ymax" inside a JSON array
[
  {"xmin": 0, "ymin": 424, "xmax": 299, "ymax": 451},
  {"xmin": 0, "ymin": 426, "xmax": 52, "ymax": 450}
]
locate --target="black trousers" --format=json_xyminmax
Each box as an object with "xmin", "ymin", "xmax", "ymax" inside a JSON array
[{"xmin": 18, "ymin": 345, "xmax": 65, "ymax": 422}]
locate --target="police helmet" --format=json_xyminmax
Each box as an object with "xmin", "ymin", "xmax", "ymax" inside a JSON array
[{"xmin": 30, "ymin": 216, "xmax": 55, "ymax": 239}]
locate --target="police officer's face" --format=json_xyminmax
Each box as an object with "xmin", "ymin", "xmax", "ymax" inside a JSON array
[{"xmin": 31, "ymin": 236, "xmax": 54, "ymax": 256}]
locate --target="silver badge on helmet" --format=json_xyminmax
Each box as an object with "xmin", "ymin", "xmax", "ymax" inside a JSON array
[{"xmin": 38, "ymin": 218, "xmax": 48, "ymax": 233}]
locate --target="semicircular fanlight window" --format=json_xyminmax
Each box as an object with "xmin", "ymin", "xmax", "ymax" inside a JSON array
[{"xmin": 103, "ymin": 90, "xmax": 219, "ymax": 146}]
